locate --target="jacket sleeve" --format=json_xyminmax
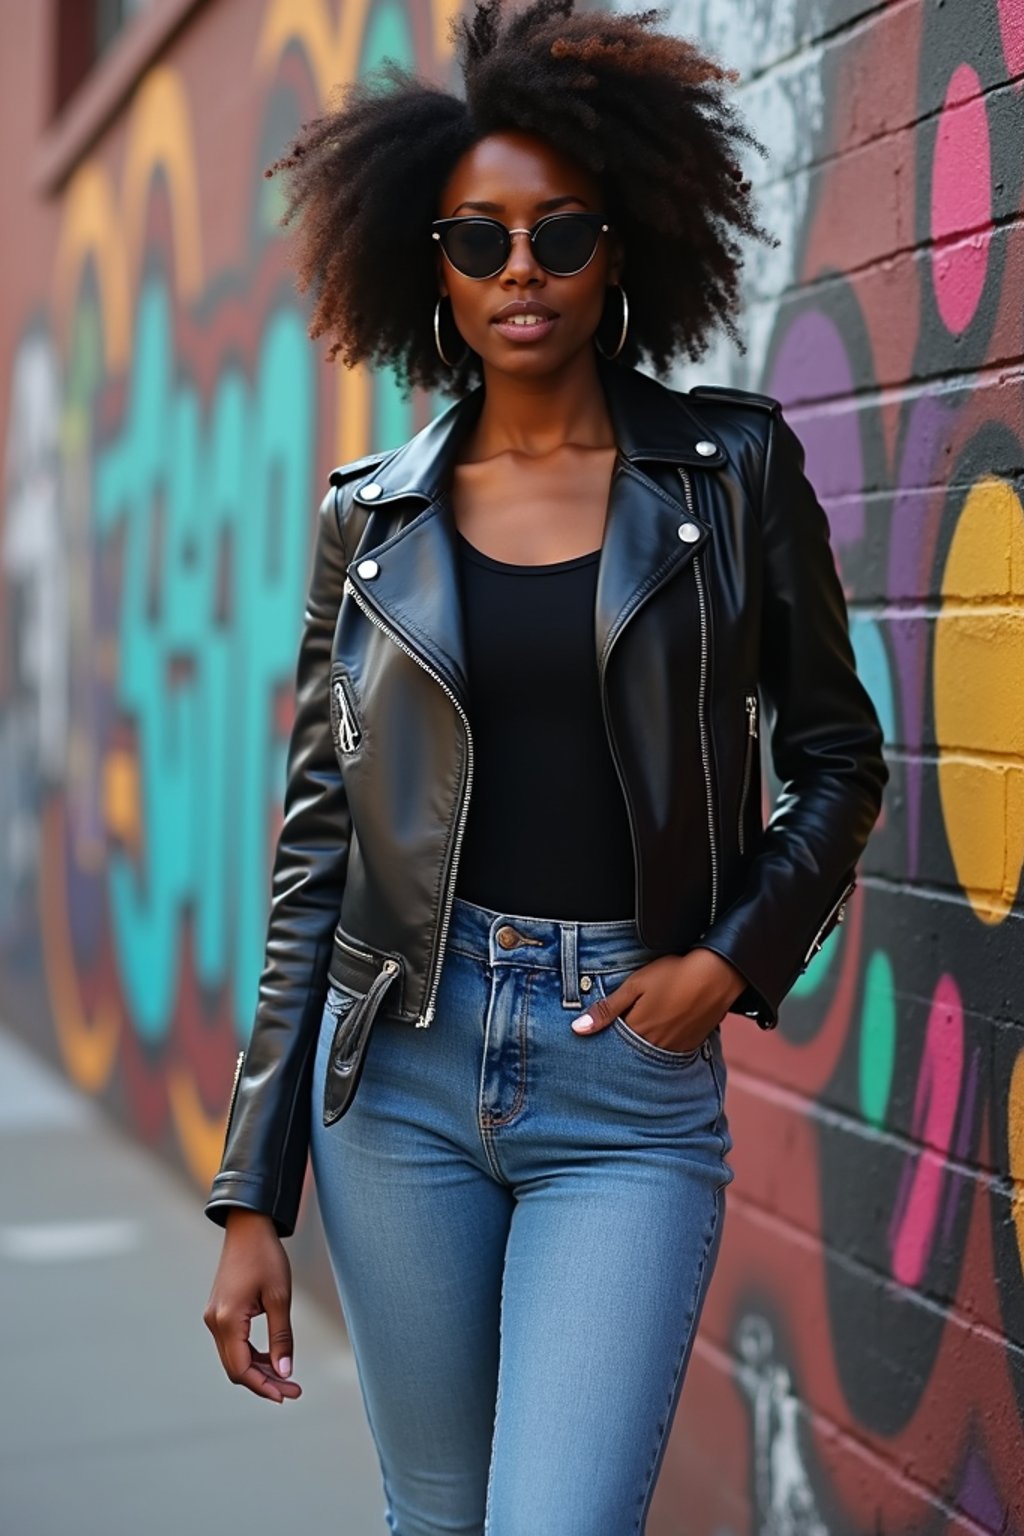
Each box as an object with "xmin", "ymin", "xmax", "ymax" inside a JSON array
[
  {"xmin": 693, "ymin": 405, "xmax": 889, "ymax": 1028},
  {"xmin": 204, "ymin": 479, "xmax": 353, "ymax": 1236}
]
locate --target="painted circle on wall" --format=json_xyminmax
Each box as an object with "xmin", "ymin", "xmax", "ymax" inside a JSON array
[
  {"xmin": 934, "ymin": 476, "xmax": 1024, "ymax": 921},
  {"xmin": 930, "ymin": 62, "xmax": 991, "ymax": 335}
]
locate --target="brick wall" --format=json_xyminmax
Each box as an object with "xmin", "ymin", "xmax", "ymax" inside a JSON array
[{"xmin": 660, "ymin": 3, "xmax": 1024, "ymax": 1532}]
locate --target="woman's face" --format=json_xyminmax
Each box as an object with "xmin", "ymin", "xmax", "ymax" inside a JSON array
[{"xmin": 435, "ymin": 129, "xmax": 623, "ymax": 378}]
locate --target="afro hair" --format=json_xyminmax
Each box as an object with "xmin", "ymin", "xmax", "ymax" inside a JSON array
[{"xmin": 266, "ymin": 0, "xmax": 776, "ymax": 396}]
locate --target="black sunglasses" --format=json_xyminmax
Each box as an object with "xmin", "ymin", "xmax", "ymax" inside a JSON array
[{"xmin": 431, "ymin": 212, "xmax": 610, "ymax": 279}]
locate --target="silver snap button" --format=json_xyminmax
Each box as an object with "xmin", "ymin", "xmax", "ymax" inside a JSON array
[
  {"xmin": 359, "ymin": 482, "xmax": 383, "ymax": 500},
  {"xmin": 694, "ymin": 440, "xmax": 717, "ymax": 457},
  {"xmin": 579, "ymin": 975, "xmax": 592, "ymax": 993},
  {"xmin": 356, "ymin": 558, "xmax": 380, "ymax": 579},
  {"xmin": 677, "ymin": 522, "xmax": 700, "ymax": 543}
]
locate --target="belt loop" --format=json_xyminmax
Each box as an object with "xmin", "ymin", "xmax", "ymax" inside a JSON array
[{"xmin": 561, "ymin": 923, "xmax": 581, "ymax": 1009}]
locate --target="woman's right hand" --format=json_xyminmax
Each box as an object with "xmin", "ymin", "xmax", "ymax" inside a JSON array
[{"xmin": 203, "ymin": 1208, "xmax": 303, "ymax": 1403}]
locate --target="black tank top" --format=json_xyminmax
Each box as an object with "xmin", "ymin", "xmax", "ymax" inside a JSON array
[{"xmin": 453, "ymin": 530, "xmax": 635, "ymax": 919}]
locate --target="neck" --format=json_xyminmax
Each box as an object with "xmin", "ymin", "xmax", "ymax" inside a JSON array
[{"xmin": 464, "ymin": 348, "xmax": 616, "ymax": 462}]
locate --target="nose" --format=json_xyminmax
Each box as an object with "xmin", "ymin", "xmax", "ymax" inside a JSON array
[{"xmin": 500, "ymin": 228, "xmax": 544, "ymax": 285}]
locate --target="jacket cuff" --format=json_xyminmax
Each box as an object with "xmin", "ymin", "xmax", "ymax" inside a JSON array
[
  {"xmin": 690, "ymin": 941, "xmax": 779, "ymax": 1029},
  {"xmin": 204, "ymin": 1172, "xmax": 298, "ymax": 1239},
  {"xmin": 694, "ymin": 867, "xmax": 858, "ymax": 1032}
]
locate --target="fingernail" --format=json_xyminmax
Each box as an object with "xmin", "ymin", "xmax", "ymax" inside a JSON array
[
  {"xmin": 571, "ymin": 1015, "xmax": 594, "ymax": 1032},
  {"xmin": 279, "ymin": 1356, "xmax": 292, "ymax": 1378}
]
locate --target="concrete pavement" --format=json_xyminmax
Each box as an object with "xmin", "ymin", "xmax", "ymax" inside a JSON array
[{"xmin": 0, "ymin": 1026, "xmax": 385, "ymax": 1536}]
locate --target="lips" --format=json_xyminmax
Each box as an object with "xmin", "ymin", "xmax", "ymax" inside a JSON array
[
  {"xmin": 490, "ymin": 315, "xmax": 559, "ymax": 342},
  {"xmin": 490, "ymin": 301, "xmax": 559, "ymax": 324},
  {"xmin": 493, "ymin": 314, "xmax": 554, "ymax": 329},
  {"xmin": 490, "ymin": 300, "xmax": 560, "ymax": 342}
]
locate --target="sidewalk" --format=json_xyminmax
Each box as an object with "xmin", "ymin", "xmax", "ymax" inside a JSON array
[{"xmin": 0, "ymin": 1025, "xmax": 385, "ymax": 1536}]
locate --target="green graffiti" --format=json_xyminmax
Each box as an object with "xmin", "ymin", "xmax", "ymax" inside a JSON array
[
  {"xmin": 859, "ymin": 948, "xmax": 896, "ymax": 1127},
  {"xmin": 95, "ymin": 278, "xmax": 312, "ymax": 1042}
]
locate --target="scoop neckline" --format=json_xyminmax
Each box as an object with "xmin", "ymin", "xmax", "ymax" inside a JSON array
[{"xmin": 456, "ymin": 531, "xmax": 602, "ymax": 574}]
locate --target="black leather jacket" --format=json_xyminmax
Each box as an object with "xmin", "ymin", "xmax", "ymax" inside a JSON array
[{"xmin": 205, "ymin": 354, "xmax": 888, "ymax": 1236}]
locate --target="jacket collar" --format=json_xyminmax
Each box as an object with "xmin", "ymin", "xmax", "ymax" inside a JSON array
[
  {"xmin": 343, "ymin": 355, "xmax": 725, "ymax": 707},
  {"xmin": 351, "ymin": 353, "xmax": 725, "ymax": 509}
]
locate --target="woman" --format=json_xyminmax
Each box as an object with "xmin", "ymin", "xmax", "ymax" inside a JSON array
[{"xmin": 203, "ymin": 2, "xmax": 888, "ymax": 1531}]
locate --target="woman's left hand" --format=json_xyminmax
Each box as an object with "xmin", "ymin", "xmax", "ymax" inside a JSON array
[{"xmin": 570, "ymin": 948, "xmax": 746, "ymax": 1054}]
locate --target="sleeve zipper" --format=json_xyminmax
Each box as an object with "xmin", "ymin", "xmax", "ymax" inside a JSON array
[{"xmin": 738, "ymin": 691, "xmax": 758, "ymax": 855}]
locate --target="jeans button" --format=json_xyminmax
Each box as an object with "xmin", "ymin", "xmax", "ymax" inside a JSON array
[{"xmin": 496, "ymin": 925, "xmax": 520, "ymax": 950}]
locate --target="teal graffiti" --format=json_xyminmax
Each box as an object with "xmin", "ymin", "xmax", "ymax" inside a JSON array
[{"xmin": 95, "ymin": 277, "xmax": 313, "ymax": 1042}]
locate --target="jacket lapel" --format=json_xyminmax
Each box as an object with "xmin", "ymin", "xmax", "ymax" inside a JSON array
[{"xmin": 342, "ymin": 355, "xmax": 726, "ymax": 706}]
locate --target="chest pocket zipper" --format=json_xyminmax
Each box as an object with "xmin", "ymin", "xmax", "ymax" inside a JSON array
[
  {"xmin": 330, "ymin": 667, "xmax": 363, "ymax": 755},
  {"xmin": 738, "ymin": 691, "xmax": 758, "ymax": 855}
]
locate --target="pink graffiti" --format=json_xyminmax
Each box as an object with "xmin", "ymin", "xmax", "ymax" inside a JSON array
[
  {"xmin": 888, "ymin": 973, "xmax": 965, "ymax": 1287},
  {"xmin": 930, "ymin": 62, "xmax": 992, "ymax": 334},
  {"xmin": 999, "ymin": 0, "xmax": 1024, "ymax": 83}
]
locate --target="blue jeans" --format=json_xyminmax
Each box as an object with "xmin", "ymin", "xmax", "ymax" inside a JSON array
[{"xmin": 310, "ymin": 895, "xmax": 734, "ymax": 1536}]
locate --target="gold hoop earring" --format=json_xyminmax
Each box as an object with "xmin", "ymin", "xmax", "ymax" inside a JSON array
[
  {"xmin": 594, "ymin": 284, "xmax": 629, "ymax": 359},
  {"xmin": 434, "ymin": 297, "xmax": 469, "ymax": 369}
]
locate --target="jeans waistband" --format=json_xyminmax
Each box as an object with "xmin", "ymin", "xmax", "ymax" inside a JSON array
[{"xmin": 448, "ymin": 896, "xmax": 666, "ymax": 1011}]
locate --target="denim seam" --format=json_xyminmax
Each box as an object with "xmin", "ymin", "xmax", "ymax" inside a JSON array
[
  {"xmin": 480, "ymin": 970, "xmax": 531, "ymax": 1129},
  {"xmin": 706, "ymin": 1043, "xmax": 733, "ymax": 1186},
  {"xmin": 482, "ymin": 1238, "xmax": 510, "ymax": 1536},
  {"xmin": 476, "ymin": 976, "xmax": 508, "ymax": 1182},
  {"xmin": 634, "ymin": 1186, "xmax": 724, "ymax": 1533}
]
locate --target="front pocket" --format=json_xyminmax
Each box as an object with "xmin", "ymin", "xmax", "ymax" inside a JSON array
[
  {"xmin": 593, "ymin": 970, "xmax": 703, "ymax": 1069},
  {"xmin": 322, "ymin": 959, "xmax": 400, "ymax": 1125}
]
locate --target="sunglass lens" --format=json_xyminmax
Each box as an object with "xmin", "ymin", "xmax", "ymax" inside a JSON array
[
  {"xmin": 533, "ymin": 218, "xmax": 599, "ymax": 275},
  {"xmin": 443, "ymin": 221, "xmax": 508, "ymax": 278}
]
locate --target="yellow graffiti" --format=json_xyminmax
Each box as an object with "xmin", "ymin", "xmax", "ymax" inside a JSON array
[
  {"xmin": 121, "ymin": 66, "xmax": 204, "ymax": 303},
  {"xmin": 256, "ymin": 0, "xmax": 458, "ymax": 106},
  {"xmin": 103, "ymin": 749, "xmax": 141, "ymax": 853},
  {"xmin": 336, "ymin": 364, "xmax": 373, "ymax": 469},
  {"xmin": 1009, "ymin": 1047, "xmax": 1024, "ymax": 1279},
  {"xmin": 168, "ymin": 1066, "xmax": 231, "ymax": 1187},
  {"xmin": 935, "ymin": 476, "xmax": 1024, "ymax": 921},
  {"xmin": 257, "ymin": 0, "xmax": 373, "ymax": 97},
  {"xmin": 39, "ymin": 801, "xmax": 121, "ymax": 1093},
  {"xmin": 54, "ymin": 162, "xmax": 132, "ymax": 370},
  {"xmin": 53, "ymin": 64, "xmax": 203, "ymax": 372},
  {"xmin": 430, "ymin": 0, "xmax": 463, "ymax": 59}
]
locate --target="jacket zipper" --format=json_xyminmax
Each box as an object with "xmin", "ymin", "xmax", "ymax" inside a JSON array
[
  {"xmin": 333, "ymin": 932, "xmax": 380, "ymax": 967},
  {"xmin": 679, "ymin": 468, "xmax": 719, "ymax": 928},
  {"xmin": 343, "ymin": 575, "xmax": 473, "ymax": 1028},
  {"xmin": 738, "ymin": 691, "xmax": 758, "ymax": 856},
  {"xmin": 801, "ymin": 872, "xmax": 857, "ymax": 969},
  {"xmin": 225, "ymin": 1048, "xmax": 245, "ymax": 1138}
]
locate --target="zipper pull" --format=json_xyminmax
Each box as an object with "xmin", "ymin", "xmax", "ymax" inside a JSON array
[
  {"xmin": 333, "ymin": 679, "xmax": 360, "ymax": 752},
  {"xmin": 745, "ymin": 693, "xmax": 758, "ymax": 738}
]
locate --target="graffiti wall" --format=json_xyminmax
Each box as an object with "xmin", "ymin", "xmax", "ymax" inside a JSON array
[
  {"xmin": 658, "ymin": 1, "xmax": 1024, "ymax": 1532},
  {"xmin": 0, "ymin": 0, "xmax": 455, "ymax": 1279},
  {"xmin": 0, "ymin": 1, "xmax": 1021, "ymax": 1532}
]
